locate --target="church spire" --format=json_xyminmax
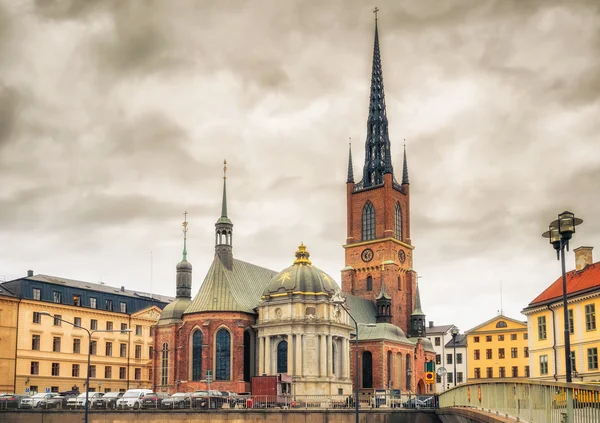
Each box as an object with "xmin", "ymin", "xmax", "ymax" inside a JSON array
[
  {"xmin": 409, "ymin": 280, "xmax": 426, "ymax": 337},
  {"xmin": 215, "ymin": 160, "xmax": 233, "ymax": 270},
  {"xmin": 347, "ymin": 142, "xmax": 354, "ymax": 183},
  {"xmin": 402, "ymin": 142, "xmax": 409, "ymax": 185},
  {"xmin": 362, "ymin": 9, "xmax": 393, "ymax": 188},
  {"xmin": 175, "ymin": 211, "xmax": 192, "ymax": 299}
]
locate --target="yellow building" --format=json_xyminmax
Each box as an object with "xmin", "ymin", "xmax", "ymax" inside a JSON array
[
  {"xmin": 2, "ymin": 273, "xmax": 171, "ymax": 394},
  {"xmin": 465, "ymin": 314, "xmax": 529, "ymax": 381},
  {"xmin": 522, "ymin": 246, "xmax": 600, "ymax": 382},
  {"xmin": 0, "ymin": 285, "xmax": 19, "ymax": 393}
]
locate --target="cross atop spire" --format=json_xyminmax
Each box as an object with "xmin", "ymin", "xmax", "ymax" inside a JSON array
[
  {"xmin": 373, "ymin": 6, "xmax": 379, "ymax": 21},
  {"xmin": 361, "ymin": 10, "xmax": 393, "ymax": 188}
]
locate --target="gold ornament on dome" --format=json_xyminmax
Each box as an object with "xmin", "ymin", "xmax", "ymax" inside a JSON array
[
  {"xmin": 293, "ymin": 242, "xmax": 312, "ymax": 265},
  {"xmin": 278, "ymin": 272, "xmax": 292, "ymax": 285}
]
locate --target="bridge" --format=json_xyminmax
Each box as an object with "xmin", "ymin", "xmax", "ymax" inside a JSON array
[{"xmin": 438, "ymin": 379, "xmax": 600, "ymax": 423}]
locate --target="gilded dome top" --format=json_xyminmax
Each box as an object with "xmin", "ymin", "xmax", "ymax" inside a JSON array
[{"xmin": 262, "ymin": 243, "xmax": 339, "ymax": 300}]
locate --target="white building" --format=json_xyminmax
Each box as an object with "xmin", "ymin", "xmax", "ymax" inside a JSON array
[{"xmin": 426, "ymin": 322, "xmax": 468, "ymax": 392}]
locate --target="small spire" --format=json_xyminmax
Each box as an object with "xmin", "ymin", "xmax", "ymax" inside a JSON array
[
  {"xmin": 221, "ymin": 159, "xmax": 228, "ymax": 218},
  {"xmin": 412, "ymin": 281, "xmax": 425, "ymax": 316},
  {"xmin": 347, "ymin": 141, "xmax": 354, "ymax": 183},
  {"xmin": 402, "ymin": 141, "xmax": 409, "ymax": 185},
  {"xmin": 293, "ymin": 242, "xmax": 312, "ymax": 266},
  {"xmin": 182, "ymin": 210, "xmax": 188, "ymax": 261}
]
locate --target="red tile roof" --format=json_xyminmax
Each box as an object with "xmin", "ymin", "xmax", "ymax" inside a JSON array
[{"xmin": 529, "ymin": 262, "xmax": 600, "ymax": 306}]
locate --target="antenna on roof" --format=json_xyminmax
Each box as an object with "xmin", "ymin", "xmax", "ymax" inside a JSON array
[{"xmin": 99, "ymin": 276, "xmax": 105, "ymax": 285}]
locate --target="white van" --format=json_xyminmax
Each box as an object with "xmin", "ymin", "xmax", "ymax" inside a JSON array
[{"xmin": 116, "ymin": 389, "xmax": 153, "ymax": 409}]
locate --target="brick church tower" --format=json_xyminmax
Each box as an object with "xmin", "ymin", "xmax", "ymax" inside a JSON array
[{"xmin": 341, "ymin": 17, "xmax": 416, "ymax": 334}]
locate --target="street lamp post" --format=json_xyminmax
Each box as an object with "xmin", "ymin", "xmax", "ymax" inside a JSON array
[
  {"xmin": 542, "ymin": 211, "xmax": 583, "ymax": 384},
  {"xmin": 450, "ymin": 328, "xmax": 459, "ymax": 387},
  {"xmin": 40, "ymin": 313, "xmax": 131, "ymax": 423},
  {"xmin": 331, "ymin": 293, "xmax": 376, "ymax": 423}
]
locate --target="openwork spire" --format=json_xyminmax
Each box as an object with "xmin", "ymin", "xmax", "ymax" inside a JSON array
[
  {"xmin": 402, "ymin": 142, "xmax": 409, "ymax": 185},
  {"xmin": 362, "ymin": 10, "xmax": 393, "ymax": 188},
  {"xmin": 347, "ymin": 142, "xmax": 354, "ymax": 183}
]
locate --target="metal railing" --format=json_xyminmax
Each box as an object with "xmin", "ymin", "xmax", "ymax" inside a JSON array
[{"xmin": 438, "ymin": 379, "xmax": 600, "ymax": 423}]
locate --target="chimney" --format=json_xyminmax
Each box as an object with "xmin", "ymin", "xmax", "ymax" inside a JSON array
[
  {"xmin": 574, "ymin": 246, "xmax": 593, "ymax": 271},
  {"xmin": 429, "ymin": 321, "xmax": 434, "ymax": 328},
  {"xmin": 27, "ymin": 270, "xmax": 34, "ymax": 277},
  {"xmin": 121, "ymin": 286, "xmax": 125, "ymax": 292}
]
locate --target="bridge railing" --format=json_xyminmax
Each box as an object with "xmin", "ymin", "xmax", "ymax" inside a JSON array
[{"xmin": 438, "ymin": 379, "xmax": 600, "ymax": 423}]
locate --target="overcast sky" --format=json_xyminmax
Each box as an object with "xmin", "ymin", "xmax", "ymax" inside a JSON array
[{"xmin": 1, "ymin": 0, "xmax": 599, "ymax": 332}]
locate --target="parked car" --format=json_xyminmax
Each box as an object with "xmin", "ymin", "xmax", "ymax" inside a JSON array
[
  {"xmin": 191, "ymin": 391, "xmax": 209, "ymax": 409},
  {"xmin": 37, "ymin": 394, "xmax": 74, "ymax": 409},
  {"xmin": 402, "ymin": 396, "xmax": 436, "ymax": 409},
  {"xmin": 20, "ymin": 393, "xmax": 58, "ymax": 409},
  {"xmin": 116, "ymin": 389, "xmax": 153, "ymax": 409},
  {"xmin": 0, "ymin": 394, "xmax": 27, "ymax": 410},
  {"xmin": 67, "ymin": 392, "xmax": 104, "ymax": 409},
  {"xmin": 141, "ymin": 392, "xmax": 170, "ymax": 409},
  {"xmin": 161, "ymin": 392, "xmax": 192, "ymax": 409},
  {"xmin": 91, "ymin": 391, "xmax": 124, "ymax": 409}
]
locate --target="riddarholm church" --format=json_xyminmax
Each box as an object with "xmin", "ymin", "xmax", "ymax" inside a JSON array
[{"xmin": 153, "ymin": 17, "xmax": 435, "ymax": 396}]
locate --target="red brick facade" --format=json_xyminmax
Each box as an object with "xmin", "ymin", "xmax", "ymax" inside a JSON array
[
  {"xmin": 153, "ymin": 311, "xmax": 255, "ymax": 394},
  {"xmin": 342, "ymin": 173, "xmax": 414, "ymax": 334}
]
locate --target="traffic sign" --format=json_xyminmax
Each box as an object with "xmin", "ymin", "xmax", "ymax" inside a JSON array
[
  {"xmin": 206, "ymin": 370, "xmax": 213, "ymax": 383},
  {"xmin": 45, "ymin": 388, "xmax": 50, "ymax": 393},
  {"xmin": 25, "ymin": 388, "xmax": 30, "ymax": 393},
  {"xmin": 425, "ymin": 372, "xmax": 435, "ymax": 384}
]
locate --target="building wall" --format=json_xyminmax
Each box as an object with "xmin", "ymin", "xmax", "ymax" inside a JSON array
[
  {"xmin": 153, "ymin": 311, "xmax": 256, "ymax": 394},
  {"xmin": 15, "ymin": 299, "xmax": 159, "ymax": 394},
  {"xmin": 0, "ymin": 295, "xmax": 19, "ymax": 392},
  {"xmin": 343, "ymin": 174, "xmax": 415, "ymax": 334},
  {"xmin": 525, "ymin": 294, "xmax": 600, "ymax": 381},
  {"xmin": 466, "ymin": 316, "xmax": 528, "ymax": 381}
]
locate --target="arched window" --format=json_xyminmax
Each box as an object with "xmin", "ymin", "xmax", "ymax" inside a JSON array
[
  {"xmin": 277, "ymin": 341, "xmax": 288, "ymax": 374},
  {"xmin": 387, "ymin": 350, "xmax": 392, "ymax": 387},
  {"xmin": 366, "ymin": 276, "xmax": 373, "ymax": 291},
  {"xmin": 496, "ymin": 321, "xmax": 508, "ymax": 328},
  {"xmin": 405, "ymin": 354, "xmax": 412, "ymax": 390},
  {"xmin": 395, "ymin": 203, "xmax": 402, "ymax": 240},
  {"xmin": 192, "ymin": 330, "xmax": 203, "ymax": 381},
  {"xmin": 215, "ymin": 329, "xmax": 231, "ymax": 380},
  {"xmin": 161, "ymin": 343, "xmax": 169, "ymax": 385},
  {"xmin": 362, "ymin": 351, "xmax": 373, "ymax": 388},
  {"xmin": 243, "ymin": 330, "xmax": 251, "ymax": 382},
  {"xmin": 362, "ymin": 202, "xmax": 375, "ymax": 241}
]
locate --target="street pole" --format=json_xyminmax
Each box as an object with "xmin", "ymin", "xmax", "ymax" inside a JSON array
[
  {"xmin": 338, "ymin": 303, "xmax": 359, "ymax": 423},
  {"xmin": 560, "ymin": 240, "xmax": 572, "ymax": 383},
  {"xmin": 453, "ymin": 337, "xmax": 457, "ymax": 387}
]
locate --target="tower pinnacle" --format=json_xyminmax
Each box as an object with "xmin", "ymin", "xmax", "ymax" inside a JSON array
[
  {"xmin": 182, "ymin": 210, "xmax": 188, "ymax": 261},
  {"xmin": 402, "ymin": 141, "xmax": 409, "ymax": 185},
  {"xmin": 215, "ymin": 160, "xmax": 233, "ymax": 269},
  {"xmin": 347, "ymin": 141, "xmax": 354, "ymax": 183}
]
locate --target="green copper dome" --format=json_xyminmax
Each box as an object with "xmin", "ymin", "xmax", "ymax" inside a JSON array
[{"xmin": 262, "ymin": 244, "xmax": 339, "ymax": 300}]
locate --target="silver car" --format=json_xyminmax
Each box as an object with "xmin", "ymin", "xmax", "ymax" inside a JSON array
[{"xmin": 20, "ymin": 393, "xmax": 57, "ymax": 408}]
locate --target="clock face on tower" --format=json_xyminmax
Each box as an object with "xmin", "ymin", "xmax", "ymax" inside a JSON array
[
  {"xmin": 361, "ymin": 248, "xmax": 374, "ymax": 262},
  {"xmin": 398, "ymin": 250, "xmax": 406, "ymax": 264}
]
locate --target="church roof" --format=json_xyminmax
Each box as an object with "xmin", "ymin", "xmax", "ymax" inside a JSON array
[
  {"xmin": 185, "ymin": 256, "xmax": 277, "ymax": 314},
  {"xmin": 345, "ymin": 294, "xmax": 377, "ymax": 324}
]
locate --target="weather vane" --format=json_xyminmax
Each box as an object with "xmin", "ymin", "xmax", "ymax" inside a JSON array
[
  {"xmin": 223, "ymin": 159, "xmax": 227, "ymax": 180},
  {"xmin": 373, "ymin": 7, "xmax": 379, "ymax": 21},
  {"xmin": 183, "ymin": 210, "xmax": 188, "ymax": 236}
]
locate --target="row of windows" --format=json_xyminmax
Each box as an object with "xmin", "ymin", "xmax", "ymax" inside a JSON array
[
  {"xmin": 27, "ymin": 385, "xmax": 123, "ymax": 394},
  {"xmin": 472, "ymin": 333, "xmax": 527, "ymax": 343},
  {"xmin": 473, "ymin": 366, "xmax": 530, "ymax": 378},
  {"xmin": 32, "ymin": 288, "xmax": 129, "ymax": 312},
  {"xmin": 438, "ymin": 372, "xmax": 464, "ymax": 384},
  {"xmin": 365, "ymin": 275, "xmax": 405, "ymax": 292},
  {"xmin": 538, "ymin": 305, "xmax": 597, "ymax": 341},
  {"xmin": 32, "ymin": 312, "xmax": 147, "ymax": 336},
  {"xmin": 29, "ymin": 362, "xmax": 149, "ymax": 380},
  {"xmin": 31, "ymin": 334, "xmax": 152, "ymax": 359},
  {"xmin": 361, "ymin": 202, "xmax": 404, "ymax": 241},
  {"xmin": 539, "ymin": 348, "xmax": 599, "ymax": 375},
  {"xmin": 435, "ymin": 353, "xmax": 463, "ymax": 365},
  {"xmin": 473, "ymin": 347, "xmax": 529, "ymax": 360}
]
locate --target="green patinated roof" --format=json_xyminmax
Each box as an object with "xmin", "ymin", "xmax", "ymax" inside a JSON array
[
  {"xmin": 184, "ymin": 256, "xmax": 277, "ymax": 314},
  {"xmin": 158, "ymin": 298, "xmax": 192, "ymax": 325},
  {"xmin": 358, "ymin": 323, "xmax": 409, "ymax": 343},
  {"xmin": 345, "ymin": 295, "xmax": 377, "ymax": 324}
]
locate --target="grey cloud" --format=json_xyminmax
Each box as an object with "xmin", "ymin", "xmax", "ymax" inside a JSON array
[{"xmin": 0, "ymin": 84, "xmax": 21, "ymax": 147}]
